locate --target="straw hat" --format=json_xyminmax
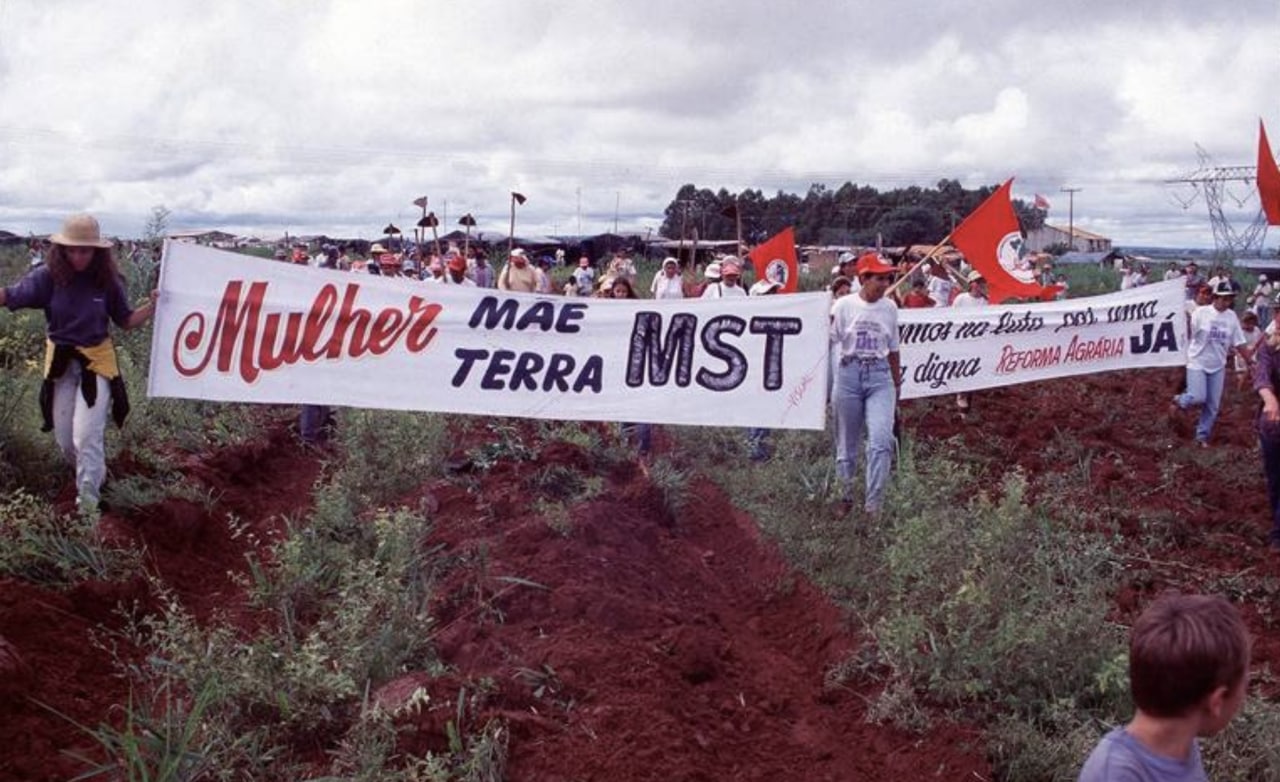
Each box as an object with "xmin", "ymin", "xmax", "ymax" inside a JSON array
[{"xmin": 51, "ymin": 214, "xmax": 112, "ymax": 248}]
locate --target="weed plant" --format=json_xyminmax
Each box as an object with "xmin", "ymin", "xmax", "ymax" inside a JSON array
[
  {"xmin": 0, "ymin": 489, "xmax": 143, "ymax": 586},
  {"xmin": 336, "ymin": 409, "xmax": 449, "ymax": 506},
  {"xmin": 124, "ymin": 505, "xmax": 445, "ymax": 775}
]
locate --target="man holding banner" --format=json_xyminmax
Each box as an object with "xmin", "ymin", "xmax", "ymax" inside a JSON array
[{"xmin": 830, "ymin": 252, "xmax": 902, "ymax": 517}]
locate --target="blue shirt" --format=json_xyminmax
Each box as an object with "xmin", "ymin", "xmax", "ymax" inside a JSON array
[
  {"xmin": 4, "ymin": 265, "xmax": 133, "ymax": 347},
  {"xmin": 1078, "ymin": 727, "xmax": 1206, "ymax": 782}
]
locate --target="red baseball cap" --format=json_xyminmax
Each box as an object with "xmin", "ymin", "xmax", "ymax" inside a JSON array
[{"xmin": 854, "ymin": 252, "xmax": 895, "ymax": 277}]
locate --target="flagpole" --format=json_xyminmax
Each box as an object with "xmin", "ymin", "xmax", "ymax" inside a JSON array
[
  {"xmin": 885, "ymin": 235, "xmax": 953, "ymax": 298},
  {"xmin": 735, "ymin": 199, "xmax": 743, "ymax": 259},
  {"xmin": 508, "ymin": 197, "xmax": 516, "ymax": 258}
]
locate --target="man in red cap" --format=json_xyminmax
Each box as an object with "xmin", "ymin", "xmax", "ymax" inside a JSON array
[
  {"xmin": 442, "ymin": 253, "xmax": 475, "ymax": 286},
  {"xmin": 829, "ymin": 252, "xmax": 902, "ymax": 518}
]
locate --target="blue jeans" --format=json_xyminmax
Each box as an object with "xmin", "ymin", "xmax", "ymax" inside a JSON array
[
  {"xmin": 620, "ymin": 422, "xmax": 652, "ymax": 455},
  {"xmin": 746, "ymin": 427, "xmax": 771, "ymax": 460},
  {"xmin": 1174, "ymin": 367, "xmax": 1226, "ymax": 443},
  {"xmin": 1260, "ymin": 429, "xmax": 1280, "ymax": 545},
  {"xmin": 833, "ymin": 358, "xmax": 897, "ymax": 511},
  {"xmin": 300, "ymin": 404, "xmax": 332, "ymax": 445}
]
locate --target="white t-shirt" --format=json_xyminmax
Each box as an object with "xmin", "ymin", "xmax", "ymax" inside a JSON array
[
  {"xmin": 926, "ymin": 276, "xmax": 954, "ymax": 308},
  {"xmin": 700, "ymin": 282, "xmax": 748, "ymax": 299},
  {"xmin": 651, "ymin": 273, "xmax": 685, "ymax": 299},
  {"xmin": 831, "ymin": 293, "xmax": 900, "ymax": 361},
  {"xmin": 1186, "ymin": 304, "xmax": 1247, "ymax": 372},
  {"xmin": 952, "ymin": 291, "xmax": 988, "ymax": 308},
  {"xmin": 572, "ymin": 267, "xmax": 595, "ymax": 295}
]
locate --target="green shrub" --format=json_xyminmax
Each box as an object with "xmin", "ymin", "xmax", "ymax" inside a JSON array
[
  {"xmin": 873, "ymin": 468, "xmax": 1124, "ymax": 713},
  {"xmin": 0, "ymin": 489, "xmax": 142, "ymax": 586},
  {"xmin": 336, "ymin": 410, "xmax": 449, "ymax": 506},
  {"xmin": 158, "ymin": 502, "xmax": 435, "ymax": 721}
]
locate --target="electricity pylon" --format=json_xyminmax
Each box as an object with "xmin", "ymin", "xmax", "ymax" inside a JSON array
[{"xmin": 1165, "ymin": 145, "xmax": 1268, "ymax": 257}]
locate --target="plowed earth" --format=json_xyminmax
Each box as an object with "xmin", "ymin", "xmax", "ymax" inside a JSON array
[{"xmin": 1, "ymin": 365, "xmax": 1277, "ymax": 781}]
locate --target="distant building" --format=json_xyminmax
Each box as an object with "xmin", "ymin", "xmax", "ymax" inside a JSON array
[
  {"xmin": 1025, "ymin": 223, "xmax": 1112, "ymax": 253},
  {"xmin": 167, "ymin": 229, "xmax": 239, "ymax": 247}
]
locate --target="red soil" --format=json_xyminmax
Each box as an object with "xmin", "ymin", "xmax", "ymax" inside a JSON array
[{"xmin": 1, "ymin": 365, "xmax": 1276, "ymax": 780}]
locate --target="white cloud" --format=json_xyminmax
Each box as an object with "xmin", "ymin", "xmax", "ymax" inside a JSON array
[{"xmin": 0, "ymin": 0, "xmax": 1278, "ymax": 249}]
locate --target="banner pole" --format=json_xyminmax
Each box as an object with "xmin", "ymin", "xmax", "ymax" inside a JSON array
[{"xmin": 885, "ymin": 235, "xmax": 952, "ymax": 298}]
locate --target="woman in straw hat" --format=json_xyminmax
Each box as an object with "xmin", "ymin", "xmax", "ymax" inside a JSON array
[{"xmin": 0, "ymin": 213, "xmax": 158, "ymax": 509}]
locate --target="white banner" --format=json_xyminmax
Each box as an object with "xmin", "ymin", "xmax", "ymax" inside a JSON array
[
  {"xmin": 898, "ymin": 279, "xmax": 1187, "ymax": 399},
  {"xmin": 147, "ymin": 242, "xmax": 834, "ymax": 430}
]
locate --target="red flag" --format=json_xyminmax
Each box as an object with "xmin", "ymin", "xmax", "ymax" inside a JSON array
[
  {"xmin": 951, "ymin": 179, "xmax": 1058, "ymax": 304},
  {"xmin": 1258, "ymin": 120, "xmax": 1280, "ymax": 225},
  {"xmin": 1034, "ymin": 193, "xmax": 1051, "ymax": 210},
  {"xmin": 746, "ymin": 227, "xmax": 799, "ymax": 293}
]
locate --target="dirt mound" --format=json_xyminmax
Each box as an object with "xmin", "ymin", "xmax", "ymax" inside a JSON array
[
  {"xmin": 406, "ymin": 457, "xmax": 986, "ymax": 780},
  {"xmin": 0, "ymin": 425, "xmax": 322, "ymax": 782}
]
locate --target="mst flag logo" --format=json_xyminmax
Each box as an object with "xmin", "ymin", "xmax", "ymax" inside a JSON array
[{"xmin": 996, "ymin": 231, "xmax": 1034, "ymax": 283}]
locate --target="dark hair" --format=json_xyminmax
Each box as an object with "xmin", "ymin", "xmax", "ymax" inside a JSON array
[
  {"xmin": 1129, "ymin": 593, "xmax": 1249, "ymax": 718},
  {"xmin": 610, "ymin": 277, "xmax": 638, "ymax": 299},
  {"xmin": 831, "ymin": 276, "xmax": 852, "ymax": 293},
  {"xmin": 45, "ymin": 243, "xmax": 122, "ymax": 290}
]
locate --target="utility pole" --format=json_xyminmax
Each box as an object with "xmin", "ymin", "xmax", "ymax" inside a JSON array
[
  {"xmin": 676, "ymin": 198, "xmax": 695, "ymax": 265},
  {"xmin": 1061, "ymin": 186, "xmax": 1081, "ymax": 251}
]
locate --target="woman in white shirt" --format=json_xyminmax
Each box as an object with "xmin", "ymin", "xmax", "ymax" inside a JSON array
[
  {"xmin": 829, "ymin": 253, "xmax": 902, "ymax": 517},
  {"xmin": 1171, "ymin": 280, "xmax": 1250, "ymax": 446},
  {"xmin": 650, "ymin": 257, "xmax": 685, "ymax": 299}
]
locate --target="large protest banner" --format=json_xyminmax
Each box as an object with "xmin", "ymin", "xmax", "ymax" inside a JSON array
[
  {"xmin": 148, "ymin": 243, "xmax": 833, "ymax": 429},
  {"xmin": 897, "ymin": 279, "xmax": 1186, "ymax": 399}
]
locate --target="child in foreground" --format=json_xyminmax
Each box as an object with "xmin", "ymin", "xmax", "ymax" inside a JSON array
[{"xmin": 1078, "ymin": 593, "xmax": 1250, "ymax": 781}]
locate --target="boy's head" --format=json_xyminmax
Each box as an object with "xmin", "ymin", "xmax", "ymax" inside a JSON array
[
  {"xmin": 1242, "ymin": 311, "xmax": 1259, "ymax": 328},
  {"xmin": 1130, "ymin": 593, "xmax": 1249, "ymax": 734}
]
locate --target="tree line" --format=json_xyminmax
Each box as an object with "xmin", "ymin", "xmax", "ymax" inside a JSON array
[{"xmin": 658, "ymin": 179, "xmax": 1046, "ymax": 248}]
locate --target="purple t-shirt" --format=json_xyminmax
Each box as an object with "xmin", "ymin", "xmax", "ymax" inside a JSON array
[
  {"xmin": 4, "ymin": 265, "xmax": 133, "ymax": 347},
  {"xmin": 1078, "ymin": 727, "xmax": 1206, "ymax": 782}
]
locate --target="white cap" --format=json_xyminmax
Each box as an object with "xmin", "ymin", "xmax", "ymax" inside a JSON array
[{"xmin": 749, "ymin": 279, "xmax": 782, "ymax": 296}]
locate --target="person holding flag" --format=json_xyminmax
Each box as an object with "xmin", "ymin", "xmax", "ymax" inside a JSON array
[{"xmin": 830, "ymin": 252, "xmax": 902, "ymax": 518}]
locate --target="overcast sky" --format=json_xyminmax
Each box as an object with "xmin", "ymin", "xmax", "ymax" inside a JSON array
[{"xmin": 1, "ymin": 0, "xmax": 1277, "ymax": 250}]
